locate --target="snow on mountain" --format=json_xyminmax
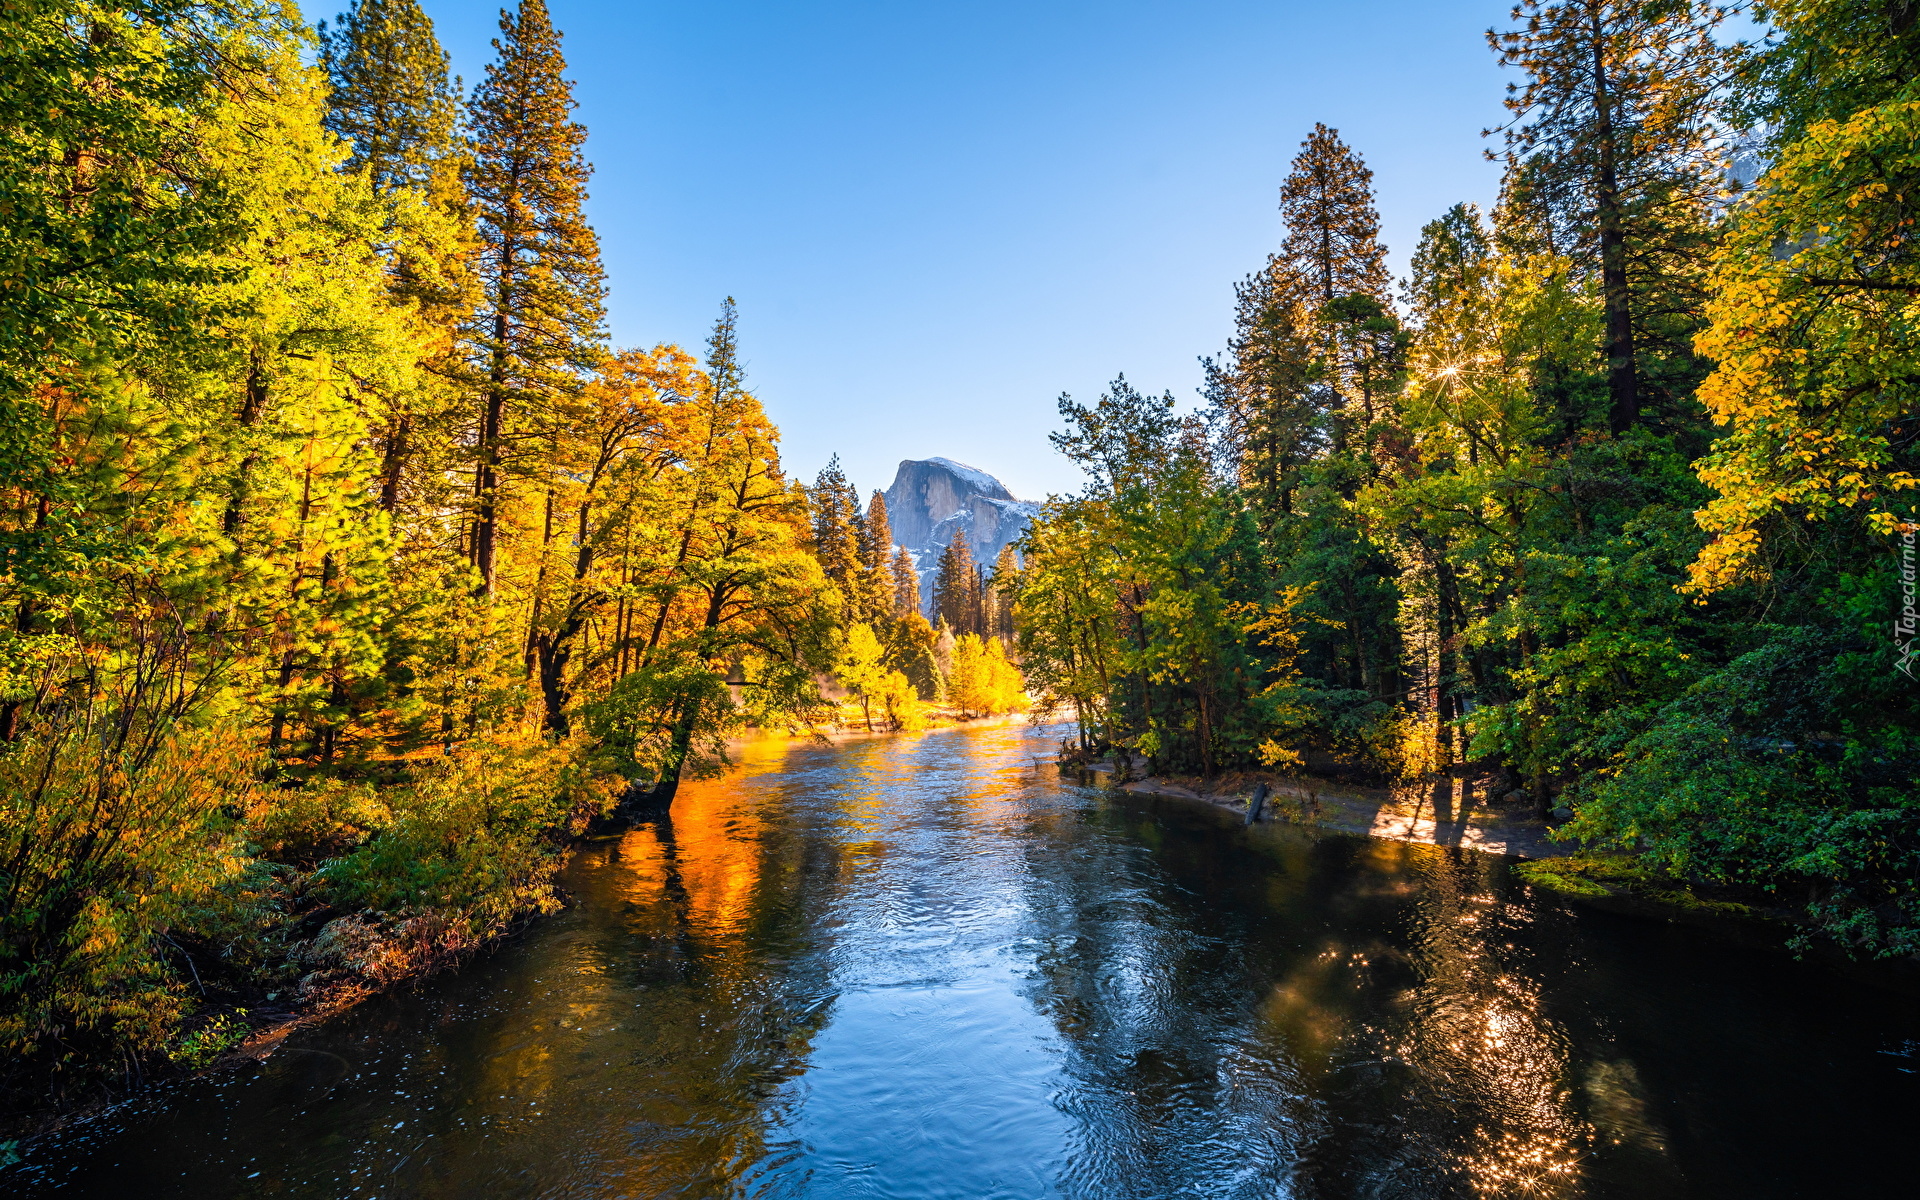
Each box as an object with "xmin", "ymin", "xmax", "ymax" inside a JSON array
[
  {"xmin": 920, "ymin": 457, "xmax": 1013, "ymax": 502},
  {"xmin": 881, "ymin": 458, "xmax": 1038, "ymax": 613}
]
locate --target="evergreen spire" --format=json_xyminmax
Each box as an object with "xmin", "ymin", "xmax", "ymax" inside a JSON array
[
  {"xmin": 320, "ymin": 0, "xmax": 461, "ymax": 193},
  {"xmin": 933, "ymin": 534, "xmax": 978, "ymax": 634},
  {"xmin": 862, "ymin": 489, "xmax": 893, "ymax": 571},
  {"xmin": 1272, "ymin": 125, "xmax": 1399, "ymax": 453},
  {"xmin": 891, "ymin": 546, "xmax": 920, "ymax": 616},
  {"xmin": 810, "ymin": 455, "xmax": 862, "ymax": 595},
  {"xmin": 1212, "ymin": 127, "xmax": 1384, "ymax": 510},
  {"xmin": 1279, "ymin": 123, "xmax": 1389, "ymax": 307},
  {"xmin": 705, "ymin": 295, "xmax": 746, "ymax": 402},
  {"xmin": 465, "ymin": 0, "xmax": 607, "ymax": 594},
  {"xmin": 991, "ymin": 542, "xmax": 1020, "ymax": 642},
  {"xmin": 1225, "ymin": 258, "xmax": 1321, "ymax": 517}
]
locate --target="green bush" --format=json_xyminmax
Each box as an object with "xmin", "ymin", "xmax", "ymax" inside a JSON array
[
  {"xmin": 318, "ymin": 734, "xmax": 610, "ymax": 937},
  {"xmin": 1566, "ymin": 628, "xmax": 1920, "ymax": 955}
]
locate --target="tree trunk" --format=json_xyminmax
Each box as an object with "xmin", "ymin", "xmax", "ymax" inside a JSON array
[
  {"xmin": 1590, "ymin": 10, "xmax": 1638, "ymax": 434},
  {"xmin": 649, "ymin": 694, "xmax": 700, "ymax": 807},
  {"xmin": 474, "ymin": 311, "xmax": 509, "ymax": 594},
  {"xmin": 1435, "ymin": 549, "xmax": 1462, "ymax": 768},
  {"xmin": 378, "ymin": 409, "xmax": 411, "ymax": 513},
  {"xmin": 223, "ymin": 354, "xmax": 268, "ymax": 540}
]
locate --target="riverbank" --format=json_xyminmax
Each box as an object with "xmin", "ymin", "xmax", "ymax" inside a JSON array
[
  {"xmin": 16, "ymin": 717, "xmax": 1920, "ymax": 1197},
  {"xmin": 0, "ymin": 878, "xmax": 561, "ymax": 1151},
  {"xmin": 1081, "ymin": 758, "xmax": 1566, "ymax": 859},
  {"xmin": 4, "ymin": 710, "xmax": 1052, "ymax": 1148},
  {"xmin": 805, "ymin": 707, "xmax": 1042, "ymax": 742},
  {"xmin": 1080, "ymin": 759, "xmax": 1920, "ymax": 969}
]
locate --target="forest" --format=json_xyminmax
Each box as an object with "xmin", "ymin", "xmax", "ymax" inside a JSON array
[
  {"xmin": 1013, "ymin": 0, "xmax": 1920, "ymax": 960},
  {"xmin": 3, "ymin": 0, "xmax": 1918, "ymax": 1124},
  {"xmin": 0, "ymin": 0, "xmax": 1027, "ymax": 1107}
]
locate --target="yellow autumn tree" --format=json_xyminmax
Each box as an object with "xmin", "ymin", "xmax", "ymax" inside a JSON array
[
  {"xmin": 946, "ymin": 634, "xmax": 1028, "ymax": 718},
  {"xmin": 1688, "ymin": 97, "xmax": 1920, "ymax": 590}
]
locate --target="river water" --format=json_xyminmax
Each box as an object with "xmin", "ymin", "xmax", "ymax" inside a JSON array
[{"xmin": 13, "ymin": 722, "xmax": 1919, "ymax": 1198}]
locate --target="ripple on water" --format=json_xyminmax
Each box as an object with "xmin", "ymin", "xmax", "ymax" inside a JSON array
[{"xmin": 10, "ymin": 722, "xmax": 1920, "ymax": 1199}]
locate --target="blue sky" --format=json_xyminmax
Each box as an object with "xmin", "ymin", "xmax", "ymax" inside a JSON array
[{"xmin": 338, "ymin": 1, "xmax": 1513, "ymax": 499}]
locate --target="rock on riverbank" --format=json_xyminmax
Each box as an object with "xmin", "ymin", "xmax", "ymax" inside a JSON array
[{"xmin": 1077, "ymin": 759, "xmax": 1566, "ymax": 860}]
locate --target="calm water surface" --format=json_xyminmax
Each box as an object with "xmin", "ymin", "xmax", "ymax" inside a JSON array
[{"xmin": 13, "ymin": 722, "xmax": 1919, "ymax": 1198}]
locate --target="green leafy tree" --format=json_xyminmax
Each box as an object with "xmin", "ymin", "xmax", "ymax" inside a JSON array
[
  {"xmin": 1735, "ymin": 0, "xmax": 1920, "ymax": 143},
  {"xmin": 835, "ymin": 622, "xmax": 889, "ymax": 731}
]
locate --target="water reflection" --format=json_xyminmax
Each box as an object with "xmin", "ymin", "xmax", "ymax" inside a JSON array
[{"xmin": 11, "ymin": 723, "xmax": 1918, "ymax": 1198}]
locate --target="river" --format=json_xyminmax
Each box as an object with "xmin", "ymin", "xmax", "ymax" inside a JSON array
[{"xmin": 13, "ymin": 721, "xmax": 1919, "ymax": 1197}]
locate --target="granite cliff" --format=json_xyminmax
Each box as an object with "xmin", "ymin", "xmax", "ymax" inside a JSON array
[{"xmin": 881, "ymin": 457, "xmax": 1039, "ymax": 611}]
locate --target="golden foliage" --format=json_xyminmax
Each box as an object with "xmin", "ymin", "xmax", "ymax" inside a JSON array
[{"xmin": 1689, "ymin": 98, "xmax": 1920, "ymax": 589}]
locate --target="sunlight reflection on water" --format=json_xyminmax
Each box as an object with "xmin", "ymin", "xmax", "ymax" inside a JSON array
[{"xmin": 13, "ymin": 722, "xmax": 1919, "ymax": 1198}]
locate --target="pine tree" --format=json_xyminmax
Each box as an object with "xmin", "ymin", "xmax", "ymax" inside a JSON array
[
  {"xmin": 932, "ymin": 533, "xmax": 978, "ymax": 634},
  {"xmin": 810, "ymin": 455, "xmax": 862, "ymax": 596},
  {"xmin": 1222, "ymin": 125, "xmax": 1393, "ymax": 492},
  {"xmin": 1274, "ymin": 125, "xmax": 1397, "ymax": 452},
  {"xmin": 465, "ymin": 0, "xmax": 606, "ymax": 595},
  {"xmin": 891, "ymin": 546, "xmax": 920, "ymax": 616},
  {"xmin": 1407, "ymin": 203, "xmax": 1495, "ymax": 341},
  {"xmin": 319, "ymin": 0, "xmax": 473, "ymax": 519},
  {"xmin": 862, "ymin": 490, "xmax": 893, "ymax": 569},
  {"xmin": 319, "ymin": 0, "xmax": 461, "ymax": 193},
  {"xmin": 991, "ymin": 543, "xmax": 1020, "ymax": 642},
  {"xmin": 975, "ymin": 562, "xmax": 996, "ymax": 639},
  {"xmin": 1279, "ymin": 123, "xmax": 1391, "ymax": 308},
  {"xmin": 1224, "ymin": 259, "xmax": 1322, "ymax": 516},
  {"xmin": 1488, "ymin": 0, "xmax": 1735, "ymax": 433},
  {"xmin": 859, "ymin": 489, "xmax": 896, "ymax": 619}
]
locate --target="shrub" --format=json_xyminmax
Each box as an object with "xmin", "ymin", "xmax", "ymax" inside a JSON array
[
  {"xmin": 318, "ymin": 733, "xmax": 611, "ymax": 938},
  {"xmin": 0, "ymin": 722, "xmax": 265, "ymax": 1066}
]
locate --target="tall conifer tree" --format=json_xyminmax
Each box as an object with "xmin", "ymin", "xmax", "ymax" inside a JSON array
[
  {"xmin": 991, "ymin": 543, "xmax": 1021, "ymax": 642},
  {"xmin": 860, "ymin": 489, "xmax": 896, "ymax": 619},
  {"xmin": 1224, "ymin": 262, "xmax": 1321, "ymax": 517},
  {"xmin": 465, "ymin": 0, "xmax": 606, "ymax": 595},
  {"xmin": 975, "ymin": 563, "xmax": 996, "ymax": 640},
  {"xmin": 1279, "ymin": 124, "xmax": 1391, "ymax": 308},
  {"xmin": 319, "ymin": 0, "xmax": 460, "ymax": 192},
  {"xmin": 891, "ymin": 546, "xmax": 920, "ymax": 616},
  {"xmin": 862, "ymin": 490, "xmax": 893, "ymax": 569},
  {"xmin": 320, "ymin": 0, "xmax": 471, "ymax": 517},
  {"xmin": 1278, "ymin": 125, "xmax": 1397, "ymax": 449},
  {"xmin": 810, "ymin": 456, "xmax": 862, "ymax": 597},
  {"xmin": 1488, "ymin": 0, "xmax": 1734, "ymax": 433},
  {"xmin": 932, "ymin": 534, "xmax": 978, "ymax": 634},
  {"xmin": 1225, "ymin": 125, "xmax": 1395, "ymax": 489}
]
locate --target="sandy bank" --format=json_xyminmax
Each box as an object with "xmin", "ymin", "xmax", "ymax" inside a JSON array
[{"xmin": 1078, "ymin": 760, "xmax": 1565, "ymax": 860}]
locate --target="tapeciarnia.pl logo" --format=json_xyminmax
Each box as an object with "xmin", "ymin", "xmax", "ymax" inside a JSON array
[{"xmin": 1899, "ymin": 527, "xmax": 1918, "ymax": 680}]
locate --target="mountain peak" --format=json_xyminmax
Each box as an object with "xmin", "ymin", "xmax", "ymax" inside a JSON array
[
  {"xmin": 917, "ymin": 457, "xmax": 1014, "ymax": 502},
  {"xmin": 882, "ymin": 458, "xmax": 1038, "ymax": 612}
]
